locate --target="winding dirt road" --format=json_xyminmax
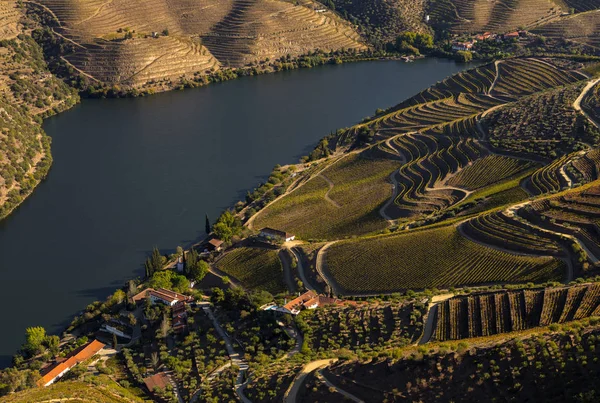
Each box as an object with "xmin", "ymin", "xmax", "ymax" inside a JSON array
[
  {"xmin": 284, "ymin": 359, "xmax": 338, "ymax": 403},
  {"xmin": 315, "ymin": 241, "xmax": 341, "ymax": 296},
  {"xmin": 573, "ymin": 78, "xmax": 600, "ymax": 130}
]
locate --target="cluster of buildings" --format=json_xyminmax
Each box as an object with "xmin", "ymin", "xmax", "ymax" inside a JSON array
[
  {"xmin": 264, "ymin": 290, "xmax": 355, "ymax": 315},
  {"xmin": 37, "ymin": 340, "xmax": 106, "ymax": 387},
  {"xmin": 451, "ymin": 31, "xmax": 527, "ymax": 52},
  {"xmin": 132, "ymin": 287, "xmax": 194, "ymax": 307}
]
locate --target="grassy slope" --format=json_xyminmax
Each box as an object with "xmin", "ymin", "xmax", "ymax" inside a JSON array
[
  {"xmin": 253, "ymin": 153, "xmax": 398, "ymax": 240},
  {"xmin": 215, "ymin": 247, "xmax": 286, "ymax": 294},
  {"xmin": 0, "ymin": 376, "xmax": 148, "ymax": 403},
  {"xmin": 325, "ymin": 225, "xmax": 564, "ymax": 293}
]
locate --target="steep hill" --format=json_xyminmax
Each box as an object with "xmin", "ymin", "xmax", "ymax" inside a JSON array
[
  {"xmin": 323, "ymin": 0, "xmax": 430, "ymax": 45},
  {"xmin": 0, "ymin": 1, "xmax": 79, "ymax": 219},
  {"xmin": 312, "ymin": 321, "xmax": 600, "ymax": 402},
  {"xmin": 428, "ymin": 0, "xmax": 573, "ymax": 33},
  {"xmin": 33, "ymin": 0, "xmax": 366, "ymax": 89},
  {"xmin": 533, "ymin": 10, "xmax": 600, "ymax": 49}
]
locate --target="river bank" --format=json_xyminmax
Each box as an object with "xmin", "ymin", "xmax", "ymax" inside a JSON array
[{"xmin": 0, "ymin": 58, "xmax": 469, "ymax": 367}]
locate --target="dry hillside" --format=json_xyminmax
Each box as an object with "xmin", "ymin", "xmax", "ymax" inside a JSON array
[
  {"xmin": 533, "ymin": 9, "xmax": 600, "ymax": 49},
  {"xmin": 34, "ymin": 0, "xmax": 366, "ymax": 88},
  {"xmin": 428, "ymin": 0, "xmax": 571, "ymax": 33}
]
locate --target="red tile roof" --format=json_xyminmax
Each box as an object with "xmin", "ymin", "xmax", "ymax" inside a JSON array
[
  {"xmin": 208, "ymin": 238, "xmax": 223, "ymax": 247},
  {"xmin": 283, "ymin": 291, "xmax": 317, "ymax": 312},
  {"xmin": 143, "ymin": 372, "xmax": 171, "ymax": 392},
  {"xmin": 37, "ymin": 340, "xmax": 105, "ymax": 387}
]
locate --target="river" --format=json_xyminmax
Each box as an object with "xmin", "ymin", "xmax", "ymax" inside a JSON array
[{"xmin": 0, "ymin": 58, "xmax": 467, "ymax": 366}]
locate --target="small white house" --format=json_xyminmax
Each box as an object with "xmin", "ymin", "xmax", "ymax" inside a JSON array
[{"xmin": 259, "ymin": 227, "xmax": 295, "ymax": 242}]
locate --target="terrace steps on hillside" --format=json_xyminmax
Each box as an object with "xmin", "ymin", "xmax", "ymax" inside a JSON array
[{"xmin": 433, "ymin": 284, "xmax": 600, "ymax": 341}]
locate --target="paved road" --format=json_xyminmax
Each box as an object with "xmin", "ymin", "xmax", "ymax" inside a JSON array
[
  {"xmin": 279, "ymin": 248, "xmax": 297, "ymax": 293},
  {"xmin": 573, "ymin": 78, "xmax": 600, "ymax": 130},
  {"xmin": 284, "ymin": 359, "xmax": 338, "ymax": 403},
  {"xmin": 290, "ymin": 247, "xmax": 316, "ymax": 291},
  {"xmin": 315, "ymin": 242, "xmax": 340, "ymax": 296}
]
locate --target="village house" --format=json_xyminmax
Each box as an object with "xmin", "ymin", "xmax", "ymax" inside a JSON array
[
  {"xmin": 132, "ymin": 287, "xmax": 193, "ymax": 306},
  {"xmin": 265, "ymin": 290, "xmax": 352, "ymax": 315},
  {"xmin": 37, "ymin": 340, "xmax": 106, "ymax": 387},
  {"xmin": 143, "ymin": 372, "xmax": 177, "ymax": 398},
  {"xmin": 452, "ymin": 40, "xmax": 475, "ymax": 51},
  {"xmin": 205, "ymin": 238, "xmax": 224, "ymax": 253},
  {"xmin": 172, "ymin": 301, "xmax": 188, "ymax": 333},
  {"xmin": 503, "ymin": 31, "xmax": 520, "ymax": 40},
  {"xmin": 259, "ymin": 227, "xmax": 295, "ymax": 242},
  {"xmin": 475, "ymin": 32, "xmax": 494, "ymax": 41}
]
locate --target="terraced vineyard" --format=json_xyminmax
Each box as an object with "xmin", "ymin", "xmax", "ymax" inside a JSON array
[
  {"xmin": 321, "ymin": 324, "xmax": 600, "ymax": 402},
  {"xmin": 519, "ymin": 182, "xmax": 600, "ymax": 260},
  {"xmin": 214, "ymin": 247, "xmax": 285, "ymax": 294},
  {"xmin": 446, "ymin": 155, "xmax": 537, "ymax": 190},
  {"xmin": 485, "ymin": 79, "xmax": 596, "ymax": 160},
  {"xmin": 460, "ymin": 210, "xmax": 566, "ymax": 256},
  {"xmin": 533, "ymin": 9, "xmax": 600, "ymax": 49},
  {"xmin": 36, "ymin": 0, "xmax": 366, "ymax": 88},
  {"xmin": 428, "ymin": 0, "xmax": 567, "ymax": 33},
  {"xmin": 433, "ymin": 283, "xmax": 600, "ymax": 341},
  {"xmin": 251, "ymin": 151, "xmax": 400, "ymax": 239},
  {"xmin": 297, "ymin": 301, "xmax": 426, "ymax": 352},
  {"xmin": 323, "ymin": 226, "xmax": 565, "ymax": 294},
  {"xmin": 385, "ymin": 132, "xmax": 487, "ymax": 218}
]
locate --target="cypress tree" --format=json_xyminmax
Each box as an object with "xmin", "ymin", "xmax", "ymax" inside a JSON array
[{"xmin": 205, "ymin": 214, "xmax": 211, "ymax": 234}]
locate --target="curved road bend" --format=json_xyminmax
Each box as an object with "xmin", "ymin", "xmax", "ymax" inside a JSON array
[
  {"xmin": 315, "ymin": 241, "xmax": 341, "ymax": 297},
  {"xmin": 284, "ymin": 359, "xmax": 338, "ymax": 403},
  {"xmin": 418, "ymin": 293, "xmax": 454, "ymax": 345},
  {"xmin": 290, "ymin": 247, "xmax": 317, "ymax": 292},
  {"xmin": 317, "ymin": 369, "xmax": 364, "ymax": 403}
]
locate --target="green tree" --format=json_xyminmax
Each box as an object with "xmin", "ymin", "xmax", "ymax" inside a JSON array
[
  {"xmin": 172, "ymin": 275, "xmax": 190, "ymax": 293},
  {"xmin": 149, "ymin": 270, "xmax": 174, "ymax": 289},
  {"xmin": 455, "ymin": 50, "xmax": 473, "ymax": 63},
  {"xmin": 210, "ymin": 288, "xmax": 225, "ymax": 305},
  {"xmin": 212, "ymin": 222, "xmax": 233, "ymax": 242},
  {"xmin": 212, "ymin": 211, "xmax": 242, "ymax": 242},
  {"xmin": 23, "ymin": 327, "xmax": 46, "ymax": 356},
  {"xmin": 250, "ymin": 290, "xmax": 274, "ymax": 308},
  {"xmin": 145, "ymin": 246, "xmax": 165, "ymax": 278},
  {"xmin": 205, "ymin": 214, "xmax": 211, "ymax": 234},
  {"xmin": 44, "ymin": 335, "xmax": 60, "ymax": 357},
  {"xmin": 186, "ymin": 248, "xmax": 199, "ymax": 275},
  {"xmin": 189, "ymin": 260, "xmax": 209, "ymax": 283}
]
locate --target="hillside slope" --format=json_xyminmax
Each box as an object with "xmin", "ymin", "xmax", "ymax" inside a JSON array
[
  {"xmin": 428, "ymin": 0, "xmax": 574, "ymax": 33},
  {"xmin": 323, "ymin": 0, "xmax": 430, "ymax": 44},
  {"xmin": 34, "ymin": 0, "xmax": 366, "ymax": 89},
  {"xmin": 0, "ymin": 1, "xmax": 79, "ymax": 219}
]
